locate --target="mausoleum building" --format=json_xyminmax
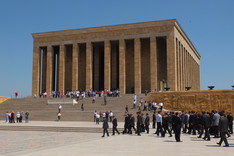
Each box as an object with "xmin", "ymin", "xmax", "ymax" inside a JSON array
[{"xmin": 32, "ymin": 19, "xmax": 201, "ymax": 95}]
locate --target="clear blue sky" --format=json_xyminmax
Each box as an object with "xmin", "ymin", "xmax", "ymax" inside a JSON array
[{"xmin": 0, "ymin": 0, "xmax": 234, "ymax": 97}]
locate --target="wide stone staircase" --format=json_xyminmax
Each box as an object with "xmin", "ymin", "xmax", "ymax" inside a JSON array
[{"xmin": 0, "ymin": 94, "xmax": 148, "ymax": 122}]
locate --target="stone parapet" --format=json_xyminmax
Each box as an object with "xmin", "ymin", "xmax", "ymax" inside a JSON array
[{"xmin": 148, "ymin": 90, "xmax": 234, "ymax": 115}]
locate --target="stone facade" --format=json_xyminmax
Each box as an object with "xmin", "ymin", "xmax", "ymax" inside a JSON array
[
  {"xmin": 32, "ymin": 19, "xmax": 200, "ymax": 95},
  {"xmin": 148, "ymin": 90, "xmax": 234, "ymax": 115}
]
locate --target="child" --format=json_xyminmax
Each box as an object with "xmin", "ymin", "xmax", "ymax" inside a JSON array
[{"xmin": 57, "ymin": 112, "xmax": 61, "ymax": 121}]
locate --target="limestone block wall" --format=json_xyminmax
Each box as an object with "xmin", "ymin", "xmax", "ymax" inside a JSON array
[{"xmin": 148, "ymin": 90, "xmax": 234, "ymax": 115}]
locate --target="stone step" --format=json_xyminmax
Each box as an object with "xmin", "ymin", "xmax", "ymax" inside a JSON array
[
  {"xmin": 0, "ymin": 94, "xmax": 149, "ymax": 121},
  {"xmin": 0, "ymin": 125, "xmax": 124, "ymax": 133}
]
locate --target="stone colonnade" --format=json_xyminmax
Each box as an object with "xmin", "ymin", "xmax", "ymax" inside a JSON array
[
  {"xmin": 175, "ymin": 38, "xmax": 200, "ymax": 91},
  {"xmin": 32, "ymin": 36, "xmax": 200, "ymax": 95}
]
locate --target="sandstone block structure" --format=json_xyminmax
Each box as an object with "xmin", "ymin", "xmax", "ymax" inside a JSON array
[
  {"xmin": 32, "ymin": 19, "xmax": 200, "ymax": 95},
  {"xmin": 148, "ymin": 90, "xmax": 234, "ymax": 115}
]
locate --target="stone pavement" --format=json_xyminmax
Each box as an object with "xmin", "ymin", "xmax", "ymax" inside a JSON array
[{"xmin": 0, "ymin": 121, "xmax": 233, "ymax": 156}]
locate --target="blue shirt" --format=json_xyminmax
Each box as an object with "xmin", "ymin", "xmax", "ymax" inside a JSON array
[{"xmin": 156, "ymin": 114, "xmax": 162, "ymax": 123}]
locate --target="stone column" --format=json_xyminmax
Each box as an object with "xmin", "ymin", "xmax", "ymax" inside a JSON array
[
  {"xmin": 150, "ymin": 37, "xmax": 157, "ymax": 91},
  {"xmin": 119, "ymin": 39, "xmax": 126, "ymax": 94},
  {"xmin": 197, "ymin": 62, "xmax": 200, "ymax": 90},
  {"xmin": 166, "ymin": 33, "xmax": 177, "ymax": 91},
  {"xmin": 177, "ymin": 41, "xmax": 181, "ymax": 91},
  {"xmin": 134, "ymin": 38, "xmax": 141, "ymax": 94},
  {"xmin": 46, "ymin": 45, "xmax": 53, "ymax": 95},
  {"xmin": 72, "ymin": 43, "xmax": 78, "ymax": 90},
  {"xmin": 32, "ymin": 45, "xmax": 40, "ymax": 95},
  {"xmin": 185, "ymin": 51, "xmax": 188, "ymax": 88},
  {"xmin": 86, "ymin": 42, "xmax": 93, "ymax": 91},
  {"xmin": 182, "ymin": 46, "xmax": 185, "ymax": 90},
  {"xmin": 180, "ymin": 43, "xmax": 183, "ymax": 91},
  {"xmin": 104, "ymin": 40, "xmax": 111, "ymax": 91},
  {"xmin": 58, "ymin": 44, "xmax": 65, "ymax": 93},
  {"xmin": 189, "ymin": 54, "xmax": 192, "ymax": 89}
]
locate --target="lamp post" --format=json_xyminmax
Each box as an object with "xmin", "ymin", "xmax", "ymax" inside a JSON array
[{"xmin": 208, "ymin": 86, "xmax": 215, "ymax": 90}]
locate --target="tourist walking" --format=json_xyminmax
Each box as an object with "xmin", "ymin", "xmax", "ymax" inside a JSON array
[
  {"xmin": 203, "ymin": 112, "xmax": 211, "ymax": 141},
  {"xmin": 112, "ymin": 116, "xmax": 120, "ymax": 135},
  {"xmin": 96, "ymin": 113, "xmax": 100, "ymax": 125},
  {"xmin": 129, "ymin": 114, "xmax": 136, "ymax": 134},
  {"xmin": 104, "ymin": 96, "xmax": 107, "ymax": 105},
  {"xmin": 227, "ymin": 112, "xmax": 233, "ymax": 134},
  {"xmin": 217, "ymin": 112, "xmax": 229, "ymax": 147},
  {"xmin": 16, "ymin": 112, "xmax": 20, "ymax": 123},
  {"xmin": 152, "ymin": 111, "xmax": 156, "ymax": 128},
  {"xmin": 213, "ymin": 111, "xmax": 220, "ymax": 138},
  {"xmin": 172, "ymin": 112, "xmax": 182, "ymax": 142},
  {"xmin": 162, "ymin": 113, "xmax": 172, "ymax": 137},
  {"xmin": 145, "ymin": 113, "xmax": 150, "ymax": 133},
  {"xmin": 58, "ymin": 104, "xmax": 62, "ymax": 113},
  {"xmin": 155, "ymin": 111, "xmax": 164, "ymax": 137},
  {"xmin": 25, "ymin": 112, "xmax": 29, "ymax": 123},
  {"xmin": 102, "ymin": 117, "xmax": 109, "ymax": 137},
  {"xmin": 136, "ymin": 112, "xmax": 142, "ymax": 136}
]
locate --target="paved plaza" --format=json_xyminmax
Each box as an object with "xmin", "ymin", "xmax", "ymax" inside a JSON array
[{"xmin": 0, "ymin": 121, "xmax": 233, "ymax": 156}]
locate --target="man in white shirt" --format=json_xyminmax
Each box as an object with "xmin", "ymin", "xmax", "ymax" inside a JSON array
[
  {"xmin": 109, "ymin": 111, "xmax": 114, "ymax": 122},
  {"xmin": 159, "ymin": 102, "xmax": 163, "ymax": 111}
]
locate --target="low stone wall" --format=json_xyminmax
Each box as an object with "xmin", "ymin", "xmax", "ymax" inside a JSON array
[
  {"xmin": 148, "ymin": 90, "xmax": 234, "ymax": 114},
  {"xmin": 0, "ymin": 96, "xmax": 10, "ymax": 104}
]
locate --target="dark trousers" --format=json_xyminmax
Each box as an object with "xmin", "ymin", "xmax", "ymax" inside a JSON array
[
  {"xmin": 163, "ymin": 125, "xmax": 172, "ymax": 136},
  {"xmin": 103, "ymin": 128, "xmax": 109, "ymax": 137},
  {"xmin": 153, "ymin": 121, "xmax": 156, "ymax": 128},
  {"xmin": 137, "ymin": 124, "xmax": 141, "ymax": 135},
  {"xmin": 214, "ymin": 126, "xmax": 219, "ymax": 137},
  {"xmin": 129, "ymin": 125, "xmax": 136, "ymax": 134},
  {"xmin": 183, "ymin": 124, "xmax": 188, "ymax": 133},
  {"xmin": 156, "ymin": 122, "xmax": 163, "ymax": 136},
  {"xmin": 198, "ymin": 126, "xmax": 204, "ymax": 138},
  {"xmin": 145, "ymin": 124, "xmax": 149, "ymax": 133},
  {"xmin": 204, "ymin": 127, "xmax": 210, "ymax": 140},
  {"xmin": 112, "ymin": 126, "xmax": 120, "ymax": 135},
  {"xmin": 174, "ymin": 126, "xmax": 181, "ymax": 141},
  {"xmin": 228, "ymin": 124, "xmax": 233, "ymax": 134},
  {"xmin": 218, "ymin": 132, "xmax": 229, "ymax": 146},
  {"xmin": 123, "ymin": 124, "xmax": 129, "ymax": 134},
  {"xmin": 188, "ymin": 124, "xmax": 196, "ymax": 134}
]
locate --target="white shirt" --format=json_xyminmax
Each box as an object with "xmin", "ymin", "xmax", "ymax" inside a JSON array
[
  {"xmin": 134, "ymin": 95, "xmax": 137, "ymax": 100},
  {"xmin": 109, "ymin": 112, "xmax": 113, "ymax": 117},
  {"xmin": 159, "ymin": 103, "xmax": 163, "ymax": 107},
  {"xmin": 96, "ymin": 114, "xmax": 100, "ymax": 118}
]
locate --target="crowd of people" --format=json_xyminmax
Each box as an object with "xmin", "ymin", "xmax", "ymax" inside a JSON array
[
  {"xmin": 93, "ymin": 110, "xmax": 114, "ymax": 125},
  {"xmin": 98, "ymin": 100, "xmax": 233, "ymax": 147},
  {"xmin": 5, "ymin": 111, "xmax": 29, "ymax": 123},
  {"xmin": 35, "ymin": 89, "xmax": 120, "ymax": 99}
]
